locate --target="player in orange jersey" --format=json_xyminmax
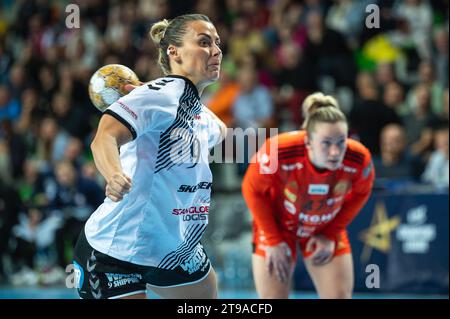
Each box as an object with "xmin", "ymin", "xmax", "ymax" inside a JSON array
[{"xmin": 242, "ymin": 92, "xmax": 375, "ymax": 298}]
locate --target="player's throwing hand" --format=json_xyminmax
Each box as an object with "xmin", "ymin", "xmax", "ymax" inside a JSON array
[{"xmin": 105, "ymin": 172, "xmax": 132, "ymax": 202}]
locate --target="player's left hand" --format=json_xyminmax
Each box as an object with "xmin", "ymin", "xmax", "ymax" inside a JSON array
[{"xmin": 306, "ymin": 235, "xmax": 335, "ymax": 266}]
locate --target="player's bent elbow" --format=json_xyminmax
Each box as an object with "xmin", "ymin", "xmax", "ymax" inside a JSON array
[
  {"xmin": 90, "ymin": 137, "xmax": 100, "ymax": 153},
  {"xmin": 90, "ymin": 134, "xmax": 109, "ymax": 156}
]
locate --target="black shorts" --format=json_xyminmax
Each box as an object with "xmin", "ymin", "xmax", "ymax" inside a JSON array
[{"xmin": 72, "ymin": 228, "xmax": 211, "ymax": 299}]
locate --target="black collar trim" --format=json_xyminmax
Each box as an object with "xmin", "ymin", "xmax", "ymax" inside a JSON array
[{"xmin": 166, "ymin": 75, "xmax": 200, "ymax": 99}]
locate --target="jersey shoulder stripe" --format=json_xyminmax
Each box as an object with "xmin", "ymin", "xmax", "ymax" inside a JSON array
[
  {"xmin": 344, "ymin": 152, "xmax": 364, "ymax": 164},
  {"xmin": 346, "ymin": 149, "xmax": 365, "ymax": 159},
  {"xmin": 278, "ymin": 144, "xmax": 306, "ymax": 152},
  {"xmin": 344, "ymin": 139, "xmax": 372, "ymax": 166},
  {"xmin": 278, "ymin": 149, "xmax": 306, "ymax": 160},
  {"xmin": 275, "ymin": 131, "xmax": 306, "ymax": 161},
  {"xmin": 279, "ymin": 145, "xmax": 306, "ymax": 155}
]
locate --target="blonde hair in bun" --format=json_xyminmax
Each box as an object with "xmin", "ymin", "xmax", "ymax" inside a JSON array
[{"xmin": 301, "ymin": 92, "xmax": 347, "ymax": 133}]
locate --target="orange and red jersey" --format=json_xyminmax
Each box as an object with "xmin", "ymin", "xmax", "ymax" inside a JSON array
[{"xmin": 242, "ymin": 130, "xmax": 375, "ymax": 249}]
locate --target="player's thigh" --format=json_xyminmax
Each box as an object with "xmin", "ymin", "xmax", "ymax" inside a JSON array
[
  {"xmin": 252, "ymin": 254, "xmax": 295, "ymax": 299},
  {"xmin": 304, "ymin": 253, "xmax": 354, "ymax": 299},
  {"xmin": 147, "ymin": 267, "xmax": 217, "ymax": 299}
]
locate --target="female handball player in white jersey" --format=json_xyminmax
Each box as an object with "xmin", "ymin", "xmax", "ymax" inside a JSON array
[{"xmin": 73, "ymin": 14, "xmax": 226, "ymax": 299}]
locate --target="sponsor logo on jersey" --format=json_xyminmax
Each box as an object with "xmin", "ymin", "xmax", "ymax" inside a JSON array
[
  {"xmin": 298, "ymin": 208, "xmax": 341, "ymax": 225},
  {"xmin": 105, "ymin": 273, "xmax": 142, "ymax": 289},
  {"xmin": 281, "ymin": 162, "xmax": 303, "ymax": 171},
  {"xmin": 172, "ymin": 206, "xmax": 209, "ymax": 215},
  {"xmin": 172, "ymin": 206, "xmax": 209, "ymax": 221},
  {"xmin": 308, "ymin": 184, "xmax": 329, "ymax": 195},
  {"xmin": 283, "ymin": 181, "xmax": 299, "ymax": 202},
  {"xmin": 283, "ymin": 199, "xmax": 297, "ymax": 215},
  {"xmin": 333, "ymin": 180, "xmax": 350, "ymax": 196},
  {"xmin": 326, "ymin": 196, "xmax": 344, "ymax": 206},
  {"xmin": 258, "ymin": 152, "xmax": 278, "ymax": 174},
  {"xmin": 363, "ymin": 161, "xmax": 373, "ymax": 178},
  {"xmin": 117, "ymin": 101, "xmax": 137, "ymax": 120},
  {"xmin": 177, "ymin": 182, "xmax": 212, "ymax": 193},
  {"xmin": 284, "ymin": 188, "xmax": 297, "ymax": 202},
  {"xmin": 342, "ymin": 165, "xmax": 358, "ymax": 174}
]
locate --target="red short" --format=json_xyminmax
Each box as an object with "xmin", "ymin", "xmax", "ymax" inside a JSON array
[{"xmin": 252, "ymin": 224, "xmax": 351, "ymax": 260}]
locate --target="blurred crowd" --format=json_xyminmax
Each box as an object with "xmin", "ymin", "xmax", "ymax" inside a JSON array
[{"xmin": 0, "ymin": 0, "xmax": 448, "ymax": 286}]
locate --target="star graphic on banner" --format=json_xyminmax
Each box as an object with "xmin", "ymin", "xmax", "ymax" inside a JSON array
[{"xmin": 359, "ymin": 200, "xmax": 401, "ymax": 263}]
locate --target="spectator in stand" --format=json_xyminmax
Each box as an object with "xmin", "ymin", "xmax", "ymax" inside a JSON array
[
  {"xmin": 349, "ymin": 72, "xmax": 401, "ymax": 156},
  {"xmin": 373, "ymin": 123, "xmax": 421, "ymax": 180},
  {"xmin": 303, "ymin": 9, "xmax": 356, "ymax": 89},
  {"xmin": 0, "ymin": 119, "xmax": 27, "ymax": 180},
  {"xmin": 7, "ymin": 64, "xmax": 27, "ymax": 101},
  {"xmin": 382, "ymin": 81, "xmax": 409, "ymax": 117},
  {"xmin": 393, "ymin": 0, "xmax": 433, "ymax": 59},
  {"xmin": 233, "ymin": 66, "xmax": 274, "ymax": 131},
  {"xmin": 274, "ymin": 40, "xmax": 317, "ymax": 128},
  {"xmin": 405, "ymin": 60, "xmax": 445, "ymax": 115},
  {"xmin": 403, "ymin": 83, "xmax": 439, "ymax": 158},
  {"xmin": 375, "ymin": 62, "xmax": 397, "ymax": 90},
  {"xmin": 38, "ymin": 64, "xmax": 58, "ymax": 107},
  {"xmin": 15, "ymin": 88, "xmax": 41, "ymax": 135},
  {"xmin": 62, "ymin": 136, "xmax": 85, "ymax": 172},
  {"xmin": 421, "ymin": 125, "xmax": 449, "ymax": 189},
  {"xmin": 9, "ymin": 206, "xmax": 64, "ymax": 286},
  {"xmin": 227, "ymin": 14, "xmax": 267, "ymax": 63},
  {"xmin": 33, "ymin": 116, "xmax": 70, "ymax": 174},
  {"xmin": 432, "ymin": 27, "xmax": 448, "ymax": 89},
  {"xmin": 50, "ymin": 92, "xmax": 90, "ymax": 141},
  {"xmin": 233, "ymin": 65, "xmax": 274, "ymax": 175}
]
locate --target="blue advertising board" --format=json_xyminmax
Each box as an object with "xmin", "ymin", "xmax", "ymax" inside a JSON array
[{"xmin": 293, "ymin": 191, "xmax": 449, "ymax": 294}]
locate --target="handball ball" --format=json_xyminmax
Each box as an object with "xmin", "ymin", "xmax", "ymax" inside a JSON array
[{"xmin": 88, "ymin": 64, "xmax": 140, "ymax": 112}]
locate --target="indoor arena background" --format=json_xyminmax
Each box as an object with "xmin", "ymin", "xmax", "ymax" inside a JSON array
[{"xmin": 0, "ymin": 0, "xmax": 448, "ymax": 299}]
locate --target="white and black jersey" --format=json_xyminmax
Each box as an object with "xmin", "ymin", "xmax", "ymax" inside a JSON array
[{"xmin": 85, "ymin": 75, "xmax": 222, "ymax": 271}]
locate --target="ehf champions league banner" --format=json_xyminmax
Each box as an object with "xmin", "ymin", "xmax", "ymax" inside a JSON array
[{"xmin": 294, "ymin": 191, "xmax": 449, "ymax": 294}]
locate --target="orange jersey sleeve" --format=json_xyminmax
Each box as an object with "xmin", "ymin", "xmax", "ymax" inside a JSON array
[
  {"xmin": 242, "ymin": 135, "xmax": 282, "ymax": 245},
  {"xmin": 320, "ymin": 140, "xmax": 375, "ymax": 241}
]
